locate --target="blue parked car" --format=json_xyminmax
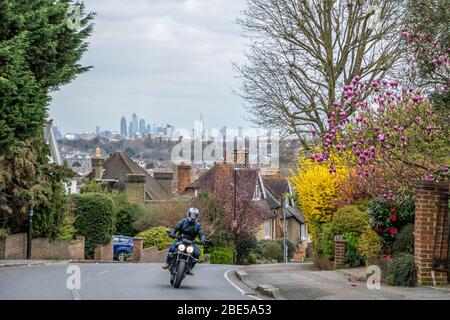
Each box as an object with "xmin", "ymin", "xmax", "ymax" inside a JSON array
[{"xmin": 113, "ymin": 236, "xmax": 133, "ymax": 262}]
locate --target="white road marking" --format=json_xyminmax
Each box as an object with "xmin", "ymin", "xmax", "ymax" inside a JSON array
[
  {"xmin": 97, "ymin": 271, "xmax": 109, "ymax": 276},
  {"xmin": 71, "ymin": 289, "xmax": 81, "ymax": 300},
  {"xmin": 224, "ymin": 269, "xmax": 262, "ymax": 300}
]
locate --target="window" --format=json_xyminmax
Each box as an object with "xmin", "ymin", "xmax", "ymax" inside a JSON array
[{"xmin": 264, "ymin": 222, "xmax": 271, "ymax": 239}]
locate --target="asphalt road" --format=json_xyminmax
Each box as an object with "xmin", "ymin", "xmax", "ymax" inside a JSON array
[{"xmin": 0, "ymin": 263, "xmax": 262, "ymax": 300}]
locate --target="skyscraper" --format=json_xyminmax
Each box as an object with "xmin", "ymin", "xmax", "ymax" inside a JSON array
[
  {"xmin": 139, "ymin": 119, "xmax": 146, "ymax": 135},
  {"xmin": 120, "ymin": 116, "xmax": 127, "ymax": 138},
  {"xmin": 96, "ymin": 126, "xmax": 100, "ymax": 136},
  {"xmin": 131, "ymin": 113, "xmax": 138, "ymax": 135},
  {"xmin": 128, "ymin": 121, "xmax": 133, "ymax": 138}
]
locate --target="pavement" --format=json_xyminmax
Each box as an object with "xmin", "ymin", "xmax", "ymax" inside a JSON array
[
  {"xmin": 0, "ymin": 261, "xmax": 264, "ymax": 300},
  {"xmin": 235, "ymin": 263, "xmax": 450, "ymax": 300}
]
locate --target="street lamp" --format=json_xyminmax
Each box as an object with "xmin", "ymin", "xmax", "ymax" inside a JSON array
[
  {"xmin": 282, "ymin": 195, "xmax": 288, "ymax": 264},
  {"xmin": 27, "ymin": 207, "xmax": 34, "ymax": 260},
  {"xmin": 232, "ymin": 167, "xmax": 245, "ymax": 265}
]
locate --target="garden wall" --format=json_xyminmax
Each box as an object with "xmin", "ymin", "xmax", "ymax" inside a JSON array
[
  {"xmin": 414, "ymin": 180, "xmax": 449, "ymax": 285},
  {"xmin": 94, "ymin": 240, "xmax": 113, "ymax": 261},
  {"xmin": 0, "ymin": 234, "xmax": 85, "ymax": 260},
  {"xmin": 132, "ymin": 237, "xmax": 168, "ymax": 263}
]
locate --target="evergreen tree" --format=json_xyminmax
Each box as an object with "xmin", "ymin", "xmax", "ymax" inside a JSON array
[{"xmin": 0, "ymin": 0, "xmax": 95, "ymax": 236}]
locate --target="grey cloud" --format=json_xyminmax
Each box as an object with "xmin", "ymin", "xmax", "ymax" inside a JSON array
[{"xmin": 49, "ymin": 0, "xmax": 248, "ymax": 133}]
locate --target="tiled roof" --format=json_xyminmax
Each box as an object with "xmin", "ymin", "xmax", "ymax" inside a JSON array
[{"xmin": 101, "ymin": 151, "xmax": 169, "ymax": 200}]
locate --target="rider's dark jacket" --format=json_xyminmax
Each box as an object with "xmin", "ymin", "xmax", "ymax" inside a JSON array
[{"xmin": 169, "ymin": 218, "xmax": 206, "ymax": 242}]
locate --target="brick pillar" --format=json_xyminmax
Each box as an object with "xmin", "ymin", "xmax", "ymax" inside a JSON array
[
  {"xmin": 335, "ymin": 235, "xmax": 346, "ymax": 269},
  {"xmin": 125, "ymin": 174, "xmax": 146, "ymax": 204},
  {"xmin": 133, "ymin": 238, "xmax": 144, "ymax": 262},
  {"xmin": 177, "ymin": 164, "xmax": 192, "ymax": 192},
  {"xmin": 414, "ymin": 180, "xmax": 449, "ymax": 285}
]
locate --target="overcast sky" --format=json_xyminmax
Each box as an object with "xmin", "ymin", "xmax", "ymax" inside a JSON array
[{"xmin": 49, "ymin": 0, "xmax": 249, "ymax": 134}]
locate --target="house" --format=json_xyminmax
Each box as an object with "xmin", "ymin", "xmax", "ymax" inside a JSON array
[
  {"xmin": 260, "ymin": 176, "xmax": 310, "ymax": 255},
  {"xmin": 87, "ymin": 149, "xmax": 171, "ymax": 204},
  {"xmin": 179, "ymin": 149, "xmax": 310, "ymax": 260}
]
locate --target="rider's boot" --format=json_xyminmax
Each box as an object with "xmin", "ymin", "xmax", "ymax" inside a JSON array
[
  {"xmin": 186, "ymin": 269, "xmax": 195, "ymax": 276},
  {"xmin": 161, "ymin": 263, "xmax": 169, "ymax": 270}
]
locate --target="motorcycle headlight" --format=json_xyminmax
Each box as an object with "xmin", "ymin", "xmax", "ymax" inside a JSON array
[
  {"xmin": 186, "ymin": 246, "xmax": 194, "ymax": 254},
  {"xmin": 177, "ymin": 244, "xmax": 186, "ymax": 252}
]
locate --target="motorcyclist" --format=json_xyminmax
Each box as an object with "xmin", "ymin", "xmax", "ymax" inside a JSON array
[{"xmin": 162, "ymin": 207, "xmax": 205, "ymax": 276}]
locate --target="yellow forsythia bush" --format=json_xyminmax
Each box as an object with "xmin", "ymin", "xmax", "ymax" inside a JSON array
[{"xmin": 290, "ymin": 150, "xmax": 353, "ymax": 240}]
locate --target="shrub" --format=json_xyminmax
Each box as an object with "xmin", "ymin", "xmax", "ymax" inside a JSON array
[
  {"xmin": 237, "ymin": 236, "xmax": 257, "ymax": 264},
  {"xmin": 132, "ymin": 205, "xmax": 164, "ymax": 232},
  {"xmin": 290, "ymin": 151, "xmax": 353, "ymax": 240},
  {"xmin": 247, "ymin": 252, "xmax": 257, "ymax": 264},
  {"xmin": 209, "ymin": 246, "xmax": 234, "ymax": 264},
  {"xmin": 112, "ymin": 192, "xmax": 142, "ymax": 237},
  {"xmin": 0, "ymin": 228, "xmax": 9, "ymax": 240},
  {"xmin": 392, "ymin": 224, "xmax": 414, "ymax": 254},
  {"xmin": 262, "ymin": 241, "xmax": 283, "ymax": 261},
  {"xmin": 315, "ymin": 223, "xmax": 335, "ymax": 260},
  {"xmin": 135, "ymin": 226, "xmax": 172, "ymax": 250},
  {"xmin": 275, "ymin": 239, "xmax": 296, "ymax": 260},
  {"xmin": 357, "ymin": 228, "xmax": 381, "ymax": 264},
  {"xmin": 386, "ymin": 253, "xmax": 417, "ymax": 287},
  {"xmin": 57, "ymin": 214, "xmax": 75, "ymax": 241},
  {"xmin": 369, "ymin": 195, "xmax": 415, "ymax": 250},
  {"xmin": 73, "ymin": 193, "xmax": 117, "ymax": 259},
  {"xmin": 344, "ymin": 233, "xmax": 365, "ymax": 267},
  {"xmin": 332, "ymin": 205, "xmax": 369, "ymax": 236}
]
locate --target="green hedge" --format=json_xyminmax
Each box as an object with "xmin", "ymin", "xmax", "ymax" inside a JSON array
[
  {"xmin": 386, "ymin": 253, "xmax": 417, "ymax": 287},
  {"xmin": 392, "ymin": 224, "xmax": 414, "ymax": 254},
  {"xmin": 73, "ymin": 193, "xmax": 116, "ymax": 259},
  {"xmin": 209, "ymin": 246, "xmax": 234, "ymax": 264},
  {"xmin": 136, "ymin": 226, "xmax": 172, "ymax": 250}
]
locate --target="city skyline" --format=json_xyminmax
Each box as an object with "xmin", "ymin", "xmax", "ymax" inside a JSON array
[{"xmin": 48, "ymin": 0, "xmax": 249, "ymax": 134}]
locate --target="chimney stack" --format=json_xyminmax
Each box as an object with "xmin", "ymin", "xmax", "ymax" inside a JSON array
[
  {"xmin": 91, "ymin": 147, "xmax": 105, "ymax": 179},
  {"xmin": 233, "ymin": 148, "xmax": 249, "ymax": 166},
  {"xmin": 177, "ymin": 163, "xmax": 192, "ymax": 192}
]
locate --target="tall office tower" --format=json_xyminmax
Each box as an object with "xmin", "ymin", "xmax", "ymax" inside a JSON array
[
  {"xmin": 131, "ymin": 113, "xmax": 138, "ymax": 135},
  {"xmin": 96, "ymin": 125, "xmax": 100, "ymax": 136},
  {"xmin": 120, "ymin": 116, "xmax": 127, "ymax": 138},
  {"xmin": 146, "ymin": 124, "xmax": 152, "ymax": 135},
  {"xmin": 139, "ymin": 119, "xmax": 146, "ymax": 135},
  {"xmin": 128, "ymin": 121, "xmax": 133, "ymax": 138},
  {"xmin": 238, "ymin": 126, "xmax": 243, "ymax": 138}
]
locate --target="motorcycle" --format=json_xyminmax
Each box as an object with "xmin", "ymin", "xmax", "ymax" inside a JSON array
[{"xmin": 169, "ymin": 237, "xmax": 198, "ymax": 288}]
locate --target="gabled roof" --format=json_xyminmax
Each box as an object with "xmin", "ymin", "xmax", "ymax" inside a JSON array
[
  {"xmin": 262, "ymin": 177, "xmax": 305, "ymax": 224},
  {"xmin": 185, "ymin": 163, "xmax": 273, "ymax": 218},
  {"xmin": 101, "ymin": 151, "xmax": 169, "ymax": 200}
]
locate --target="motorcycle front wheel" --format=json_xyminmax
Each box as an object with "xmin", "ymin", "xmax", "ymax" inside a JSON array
[{"xmin": 173, "ymin": 260, "xmax": 186, "ymax": 288}]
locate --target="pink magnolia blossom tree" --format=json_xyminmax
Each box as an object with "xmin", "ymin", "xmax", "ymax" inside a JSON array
[{"xmin": 310, "ymin": 76, "xmax": 449, "ymax": 197}]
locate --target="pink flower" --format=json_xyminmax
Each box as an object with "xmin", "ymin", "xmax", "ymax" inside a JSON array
[{"xmin": 377, "ymin": 134, "xmax": 386, "ymax": 142}]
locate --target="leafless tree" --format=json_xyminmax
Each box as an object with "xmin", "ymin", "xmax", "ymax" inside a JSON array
[{"xmin": 235, "ymin": 0, "xmax": 406, "ymax": 148}]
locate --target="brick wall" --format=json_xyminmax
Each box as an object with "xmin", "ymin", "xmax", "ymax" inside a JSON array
[
  {"xmin": 0, "ymin": 233, "xmax": 85, "ymax": 260},
  {"xmin": 94, "ymin": 240, "xmax": 113, "ymax": 261},
  {"xmin": 132, "ymin": 237, "xmax": 168, "ymax": 263},
  {"xmin": 3, "ymin": 233, "xmax": 26, "ymax": 259},
  {"xmin": 177, "ymin": 164, "xmax": 192, "ymax": 192},
  {"xmin": 125, "ymin": 174, "xmax": 146, "ymax": 204},
  {"xmin": 68, "ymin": 236, "xmax": 85, "ymax": 261},
  {"xmin": 334, "ymin": 235, "xmax": 346, "ymax": 269},
  {"xmin": 414, "ymin": 180, "xmax": 449, "ymax": 285}
]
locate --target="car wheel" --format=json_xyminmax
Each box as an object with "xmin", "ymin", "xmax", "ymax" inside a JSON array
[{"xmin": 117, "ymin": 251, "xmax": 127, "ymax": 262}]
